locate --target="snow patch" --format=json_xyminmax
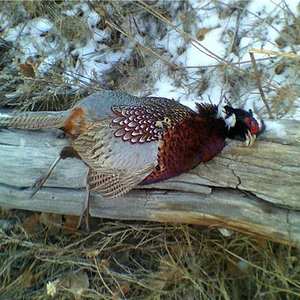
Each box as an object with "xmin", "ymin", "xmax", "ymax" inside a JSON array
[
  {"xmin": 0, "ymin": 112, "xmax": 12, "ymax": 118},
  {"xmin": 0, "ymin": 0, "xmax": 299, "ymax": 119},
  {"xmin": 264, "ymin": 120, "xmax": 286, "ymax": 136}
]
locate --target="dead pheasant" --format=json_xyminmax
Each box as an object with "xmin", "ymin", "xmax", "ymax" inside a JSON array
[{"xmin": 0, "ymin": 90, "xmax": 264, "ymax": 224}]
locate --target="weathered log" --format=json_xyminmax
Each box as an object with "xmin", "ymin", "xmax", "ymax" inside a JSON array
[{"xmin": 0, "ymin": 120, "xmax": 299, "ymax": 244}]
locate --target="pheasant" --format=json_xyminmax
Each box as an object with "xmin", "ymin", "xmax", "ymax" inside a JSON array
[{"xmin": 0, "ymin": 90, "xmax": 264, "ymax": 226}]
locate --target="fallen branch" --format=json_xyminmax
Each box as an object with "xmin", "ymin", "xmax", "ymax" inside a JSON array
[{"xmin": 0, "ymin": 120, "xmax": 299, "ymax": 244}]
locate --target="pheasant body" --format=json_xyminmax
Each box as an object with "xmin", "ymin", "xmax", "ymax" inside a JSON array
[
  {"xmin": 0, "ymin": 90, "xmax": 263, "ymax": 198},
  {"xmin": 142, "ymin": 115, "xmax": 227, "ymax": 184}
]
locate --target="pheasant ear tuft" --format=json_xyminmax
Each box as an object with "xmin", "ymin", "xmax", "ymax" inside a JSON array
[{"xmin": 217, "ymin": 103, "xmax": 236, "ymax": 128}]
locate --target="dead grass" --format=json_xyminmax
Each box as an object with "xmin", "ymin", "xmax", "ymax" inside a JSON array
[
  {"xmin": 1, "ymin": 1, "xmax": 299, "ymax": 114},
  {"xmin": 0, "ymin": 1, "xmax": 300, "ymax": 299},
  {"xmin": 0, "ymin": 213, "xmax": 300, "ymax": 299}
]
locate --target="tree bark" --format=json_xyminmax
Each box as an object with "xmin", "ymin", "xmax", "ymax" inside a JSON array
[{"xmin": 0, "ymin": 120, "xmax": 299, "ymax": 244}]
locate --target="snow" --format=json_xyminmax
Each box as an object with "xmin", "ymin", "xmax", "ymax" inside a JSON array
[
  {"xmin": 26, "ymin": 18, "xmax": 53, "ymax": 36},
  {"xmin": 0, "ymin": 12, "xmax": 11, "ymax": 32},
  {"xmin": 0, "ymin": 112, "xmax": 11, "ymax": 118},
  {"xmin": 86, "ymin": 10, "xmax": 100, "ymax": 27},
  {"xmin": 1, "ymin": 0, "xmax": 299, "ymax": 129},
  {"xmin": 264, "ymin": 120, "xmax": 286, "ymax": 136}
]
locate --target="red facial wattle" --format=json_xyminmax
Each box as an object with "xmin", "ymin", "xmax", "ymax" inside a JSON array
[{"xmin": 244, "ymin": 117, "xmax": 259, "ymax": 135}]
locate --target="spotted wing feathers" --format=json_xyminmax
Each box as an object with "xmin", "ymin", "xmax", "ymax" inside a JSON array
[{"xmin": 111, "ymin": 98, "xmax": 193, "ymax": 144}]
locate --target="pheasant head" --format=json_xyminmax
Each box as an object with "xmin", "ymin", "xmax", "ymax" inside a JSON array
[{"xmin": 217, "ymin": 103, "xmax": 265, "ymax": 147}]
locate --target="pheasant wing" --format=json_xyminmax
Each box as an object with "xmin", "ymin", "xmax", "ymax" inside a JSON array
[
  {"xmin": 110, "ymin": 97, "xmax": 193, "ymax": 144},
  {"xmin": 72, "ymin": 120, "xmax": 158, "ymax": 196},
  {"xmin": 88, "ymin": 162, "xmax": 156, "ymax": 198}
]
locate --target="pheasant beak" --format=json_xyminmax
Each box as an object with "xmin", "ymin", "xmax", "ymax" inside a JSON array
[
  {"xmin": 244, "ymin": 117, "xmax": 265, "ymax": 147},
  {"xmin": 245, "ymin": 130, "xmax": 257, "ymax": 147}
]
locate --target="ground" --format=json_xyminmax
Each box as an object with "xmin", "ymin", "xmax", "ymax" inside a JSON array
[{"xmin": 0, "ymin": 1, "xmax": 300, "ymax": 299}]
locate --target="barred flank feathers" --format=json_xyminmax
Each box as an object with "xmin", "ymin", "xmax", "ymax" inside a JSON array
[{"xmin": 0, "ymin": 110, "xmax": 70, "ymax": 129}]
